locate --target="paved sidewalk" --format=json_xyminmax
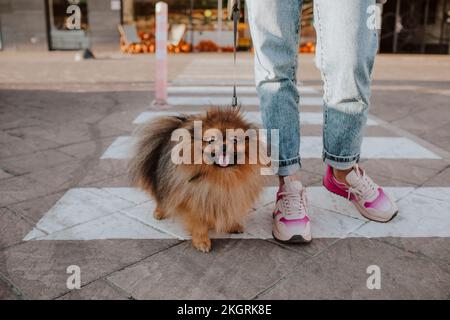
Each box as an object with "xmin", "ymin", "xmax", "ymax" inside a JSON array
[{"xmin": 0, "ymin": 52, "xmax": 449, "ymax": 299}]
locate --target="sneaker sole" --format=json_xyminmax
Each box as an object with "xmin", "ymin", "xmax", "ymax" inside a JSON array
[
  {"xmin": 322, "ymin": 180, "xmax": 398, "ymax": 223},
  {"xmin": 272, "ymin": 232, "xmax": 312, "ymax": 244}
]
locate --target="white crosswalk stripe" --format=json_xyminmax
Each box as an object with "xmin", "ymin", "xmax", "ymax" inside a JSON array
[
  {"xmin": 167, "ymin": 85, "xmax": 319, "ymax": 95},
  {"xmin": 167, "ymin": 96, "xmax": 324, "ymax": 107},
  {"xmin": 133, "ymin": 110, "xmax": 379, "ymax": 126},
  {"xmin": 100, "ymin": 136, "xmax": 441, "ymax": 160},
  {"xmin": 23, "ymin": 187, "xmax": 450, "ymax": 241}
]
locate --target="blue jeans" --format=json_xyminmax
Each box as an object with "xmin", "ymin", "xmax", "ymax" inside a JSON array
[{"xmin": 246, "ymin": 0, "xmax": 378, "ymax": 175}]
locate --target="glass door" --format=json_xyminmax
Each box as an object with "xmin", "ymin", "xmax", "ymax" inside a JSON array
[
  {"xmin": 0, "ymin": 17, "xmax": 3, "ymax": 50},
  {"xmin": 46, "ymin": 0, "xmax": 90, "ymax": 50}
]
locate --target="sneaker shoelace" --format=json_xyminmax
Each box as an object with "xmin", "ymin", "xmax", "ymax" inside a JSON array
[
  {"xmin": 278, "ymin": 188, "xmax": 308, "ymax": 218},
  {"xmin": 347, "ymin": 165, "xmax": 379, "ymax": 201}
]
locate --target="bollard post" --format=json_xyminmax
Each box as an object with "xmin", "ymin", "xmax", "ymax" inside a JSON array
[{"xmin": 154, "ymin": 1, "xmax": 168, "ymax": 106}]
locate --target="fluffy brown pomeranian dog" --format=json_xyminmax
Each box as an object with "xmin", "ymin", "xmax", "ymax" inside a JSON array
[{"xmin": 129, "ymin": 107, "xmax": 266, "ymax": 252}]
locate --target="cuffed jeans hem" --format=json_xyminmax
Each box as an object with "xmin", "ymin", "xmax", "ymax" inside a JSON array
[
  {"xmin": 273, "ymin": 156, "xmax": 301, "ymax": 176},
  {"xmin": 322, "ymin": 150, "xmax": 360, "ymax": 170}
]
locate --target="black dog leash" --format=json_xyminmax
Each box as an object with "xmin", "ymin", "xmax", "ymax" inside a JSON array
[{"xmin": 230, "ymin": 0, "xmax": 240, "ymax": 108}]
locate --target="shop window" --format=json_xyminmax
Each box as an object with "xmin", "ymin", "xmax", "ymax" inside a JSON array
[
  {"xmin": 0, "ymin": 18, "xmax": 3, "ymax": 51},
  {"xmin": 46, "ymin": 0, "xmax": 90, "ymax": 50},
  {"xmin": 119, "ymin": 0, "xmax": 315, "ymax": 54},
  {"xmin": 423, "ymin": 0, "xmax": 438, "ymax": 25}
]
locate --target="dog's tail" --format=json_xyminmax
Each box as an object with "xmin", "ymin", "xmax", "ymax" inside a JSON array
[{"xmin": 129, "ymin": 115, "xmax": 186, "ymax": 195}]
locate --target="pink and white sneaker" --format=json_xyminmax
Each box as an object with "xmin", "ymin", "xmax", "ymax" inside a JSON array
[
  {"xmin": 272, "ymin": 177, "xmax": 312, "ymax": 243},
  {"xmin": 323, "ymin": 165, "xmax": 398, "ymax": 222}
]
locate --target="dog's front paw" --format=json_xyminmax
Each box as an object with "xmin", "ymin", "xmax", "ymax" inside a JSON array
[
  {"xmin": 228, "ymin": 223, "xmax": 244, "ymax": 234},
  {"xmin": 192, "ymin": 237, "xmax": 212, "ymax": 253},
  {"xmin": 153, "ymin": 207, "xmax": 166, "ymax": 220}
]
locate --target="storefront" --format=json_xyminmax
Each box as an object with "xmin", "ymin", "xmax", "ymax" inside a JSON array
[
  {"xmin": 119, "ymin": 0, "xmax": 316, "ymax": 53},
  {"xmin": 2, "ymin": 0, "xmax": 447, "ymax": 54}
]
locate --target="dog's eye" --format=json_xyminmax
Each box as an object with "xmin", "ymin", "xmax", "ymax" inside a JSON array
[{"xmin": 205, "ymin": 137, "xmax": 216, "ymax": 144}]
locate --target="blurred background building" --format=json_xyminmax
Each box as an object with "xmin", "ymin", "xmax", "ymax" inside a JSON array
[{"xmin": 0, "ymin": 0, "xmax": 448, "ymax": 54}]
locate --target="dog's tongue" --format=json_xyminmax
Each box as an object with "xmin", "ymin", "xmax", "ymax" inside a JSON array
[{"xmin": 217, "ymin": 154, "xmax": 230, "ymax": 167}]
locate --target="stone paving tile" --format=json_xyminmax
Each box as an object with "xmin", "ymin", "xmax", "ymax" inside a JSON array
[
  {"xmin": 374, "ymin": 237, "xmax": 450, "ymax": 274},
  {"xmin": 107, "ymin": 240, "xmax": 309, "ymax": 299},
  {"xmin": 256, "ymin": 170, "xmax": 322, "ymax": 188},
  {"xmin": 0, "ymin": 174, "xmax": 53, "ymax": 207},
  {"xmin": 0, "ymin": 130, "xmax": 59, "ymax": 159},
  {"xmin": 0, "ymin": 277, "xmax": 21, "ymax": 300},
  {"xmin": 28, "ymin": 160, "xmax": 111, "ymax": 191},
  {"xmin": 300, "ymin": 159, "xmax": 327, "ymax": 177},
  {"xmin": 363, "ymin": 174, "xmax": 419, "ymax": 188},
  {"xmin": 358, "ymin": 159, "xmax": 447, "ymax": 185},
  {"xmin": 79, "ymin": 160, "xmax": 129, "ymax": 183},
  {"xmin": 0, "ymin": 239, "xmax": 179, "ymax": 299},
  {"xmin": 292, "ymin": 170, "xmax": 323, "ymax": 187},
  {"xmin": 27, "ymin": 188, "xmax": 137, "ymax": 235},
  {"xmin": 391, "ymin": 104, "xmax": 450, "ymax": 138},
  {"xmin": 257, "ymin": 237, "xmax": 450, "ymax": 299},
  {"xmin": 5, "ymin": 122, "xmax": 124, "ymax": 147},
  {"xmin": 0, "ymin": 207, "xmax": 38, "ymax": 250},
  {"xmin": 421, "ymin": 124, "xmax": 450, "ymax": 153},
  {"xmin": 423, "ymin": 167, "xmax": 450, "ymax": 187},
  {"xmin": 413, "ymin": 187, "xmax": 450, "ymax": 203},
  {"xmin": 86, "ymin": 174, "xmax": 130, "ymax": 188},
  {"xmin": 98, "ymin": 112, "xmax": 143, "ymax": 134},
  {"xmin": 267, "ymin": 238, "xmax": 342, "ymax": 259},
  {"xmin": 0, "ymin": 168, "xmax": 13, "ymax": 180},
  {"xmin": 0, "ymin": 111, "xmax": 48, "ymax": 132},
  {"xmin": 122, "ymin": 201, "xmax": 254, "ymax": 240},
  {"xmin": 57, "ymin": 279, "xmax": 131, "ymax": 300},
  {"xmin": 0, "ymin": 149, "xmax": 75, "ymax": 175},
  {"xmin": 35, "ymin": 212, "xmax": 171, "ymax": 241},
  {"xmin": 371, "ymin": 90, "xmax": 445, "ymax": 123},
  {"xmin": 57, "ymin": 137, "xmax": 117, "ymax": 160},
  {"xmin": 354, "ymin": 189, "xmax": 450, "ymax": 238},
  {"xmin": 7, "ymin": 192, "xmax": 65, "ymax": 224}
]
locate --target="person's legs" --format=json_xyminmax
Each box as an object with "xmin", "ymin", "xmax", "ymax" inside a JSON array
[
  {"xmin": 247, "ymin": 0, "xmax": 311, "ymax": 243},
  {"xmin": 315, "ymin": 0, "xmax": 398, "ymax": 221},
  {"xmin": 246, "ymin": 0, "xmax": 303, "ymax": 177},
  {"xmin": 314, "ymin": 0, "xmax": 378, "ymax": 170}
]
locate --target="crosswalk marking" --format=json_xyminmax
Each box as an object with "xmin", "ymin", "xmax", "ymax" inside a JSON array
[
  {"xmin": 23, "ymin": 186, "xmax": 450, "ymax": 241},
  {"xmin": 166, "ymin": 96, "xmax": 324, "ymax": 107},
  {"xmin": 132, "ymin": 111, "xmax": 379, "ymax": 126},
  {"xmin": 100, "ymin": 136, "xmax": 441, "ymax": 160},
  {"xmin": 167, "ymin": 85, "xmax": 319, "ymax": 95},
  {"xmin": 22, "ymin": 74, "xmax": 448, "ymax": 245},
  {"xmin": 171, "ymin": 79, "xmax": 256, "ymax": 86}
]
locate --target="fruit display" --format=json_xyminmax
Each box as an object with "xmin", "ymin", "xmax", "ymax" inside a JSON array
[
  {"xmin": 299, "ymin": 41, "xmax": 315, "ymax": 53},
  {"xmin": 120, "ymin": 31, "xmax": 191, "ymax": 54},
  {"xmin": 194, "ymin": 40, "xmax": 219, "ymax": 52}
]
